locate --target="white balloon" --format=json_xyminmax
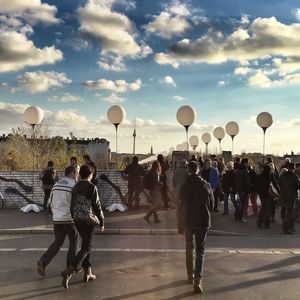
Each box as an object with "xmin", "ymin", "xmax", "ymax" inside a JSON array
[
  {"xmin": 202, "ymin": 132, "xmax": 211, "ymax": 144},
  {"xmin": 24, "ymin": 106, "xmax": 44, "ymax": 125},
  {"xmin": 213, "ymin": 127, "xmax": 225, "ymax": 140},
  {"xmin": 176, "ymin": 105, "xmax": 196, "ymax": 126},
  {"xmin": 189, "ymin": 135, "xmax": 199, "ymax": 148},
  {"xmin": 225, "ymin": 121, "xmax": 239, "ymax": 136},
  {"xmin": 107, "ymin": 105, "xmax": 126, "ymax": 124},
  {"xmin": 257, "ymin": 112, "xmax": 273, "ymax": 129}
]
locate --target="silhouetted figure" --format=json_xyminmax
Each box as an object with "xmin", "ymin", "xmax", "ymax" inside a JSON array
[
  {"xmin": 39, "ymin": 160, "xmax": 59, "ymax": 209},
  {"xmin": 178, "ymin": 161, "xmax": 212, "ymax": 294},
  {"xmin": 83, "ymin": 155, "xmax": 98, "ymax": 186},
  {"xmin": 123, "ymin": 156, "xmax": 145, "ymax": 209},
  {"xmin": 157, "ymin": 154, "xmax": 170, "ymax": 209}
]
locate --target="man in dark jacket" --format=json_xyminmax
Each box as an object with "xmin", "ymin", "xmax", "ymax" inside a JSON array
[
  {"xmin": 123, "ymin": 156, "xmax": 145, "ymax": 209},
  {"xmin": 178, "ymin": 161, "xmax": 212, "ymax": 294},
  {"xmin": 235, "ymin": 158, "xmax": 251, "ymax": 222},
  {"xmin": 279, "ymin": 163, "xmax": 300, "ymax": 234},
  {"xmin": 83, "ymin": 155, "xmax": 98, "ymax": 186},
  {"xmin": 157, "ymin": 154, "xmax": 170, "ymax": 209}
]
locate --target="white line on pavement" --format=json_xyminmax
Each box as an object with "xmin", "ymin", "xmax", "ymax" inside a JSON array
[{"xmin": 0, "ymin": 248, "xmax": 297, "ymax": 254}]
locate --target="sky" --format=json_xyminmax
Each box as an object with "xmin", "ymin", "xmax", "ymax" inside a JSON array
[{"xmin": 0, "ymin": 0, "xmax": 300, "ymax": 156}]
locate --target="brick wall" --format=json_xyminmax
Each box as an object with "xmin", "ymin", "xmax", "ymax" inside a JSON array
[{"xmin": 0, "ymin": 170, "xmax": 174, "ymax": 209}]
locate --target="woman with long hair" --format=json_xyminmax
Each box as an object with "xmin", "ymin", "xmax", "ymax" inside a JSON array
[{"xmin": 143, "ymin": 160, "xmax": 163, "ymax": 224}]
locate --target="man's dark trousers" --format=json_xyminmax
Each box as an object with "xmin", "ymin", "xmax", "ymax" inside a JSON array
[
  {"xmin": 185, "ymin": 228, "xmax": 208, "ymax": 281},
  {"xmin": 40, "ymin": 223, "xmax": 78, "ymax": 267}
]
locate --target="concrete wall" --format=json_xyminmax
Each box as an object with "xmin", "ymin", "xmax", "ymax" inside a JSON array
[{"xmin": 0, "ymin": 171, "xmax": 173, "ymax": 209}]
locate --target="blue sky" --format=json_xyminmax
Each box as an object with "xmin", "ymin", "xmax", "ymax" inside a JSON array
[{"xmin": 0, "ymin": 0, "xmax": 300, "ymax": 155}]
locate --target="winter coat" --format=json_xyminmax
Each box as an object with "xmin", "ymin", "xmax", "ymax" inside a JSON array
[
  {"xmin": 222, "ymin": 169, "xmax": 236, "ymax": 193},
  {"xmin": 172, "ymin": 166, "xmax": 188, "ymax": 199},
  {"xmin": 123, "ymin": 162, "xmax": 145, "ymax": 186},
  {"xmin": 200, "ymin": 167, "xmax": 219, "ymax": 191},
  {"xmin": 71, "ymin": 180, "xmax": 104, "ymax": 227},
  {"xmin": 178, "ymin": 174, "xmax": 212, "ymax": 233},
  {"xmin": 279, "ymin": 171, "xmax": 300, "ymax": 202},
  {"xmin": 235, "ymin": 166, "xmax": 251, "ymax": 193},
  {"xmin": 39, "ymin": 166, "xmax": 59, "ymax": 190}
]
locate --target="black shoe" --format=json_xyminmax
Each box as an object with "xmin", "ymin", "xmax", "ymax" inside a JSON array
[
  {"xmin": 37, "ymin": 260, "xmax": 45, "ymax": 277},
  {"xmin": 193, "ymin": 279, "xmax": 203, "ymax": 293}
]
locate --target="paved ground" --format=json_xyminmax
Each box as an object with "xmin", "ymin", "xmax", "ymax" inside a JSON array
[
  {"xmin": 1, "ymin": 206, "xmax": 299, "ymax": 236},
  {"xmin": 1, "ymin": 234, "xmax": 300, "ymax": 299}
]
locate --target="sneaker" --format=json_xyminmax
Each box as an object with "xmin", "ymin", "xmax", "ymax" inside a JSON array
[
  {"xmin": 37, "ymin": 260, "xmax": 45, "ymax": 277},
  {"xmin": 193, "ymin": 280, "xmax": 203, "ymax": 293}
]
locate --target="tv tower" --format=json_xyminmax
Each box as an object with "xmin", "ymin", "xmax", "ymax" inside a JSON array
[{"xmin": 133, "ymin": 118, "xmax": 136, "ymax": 154}]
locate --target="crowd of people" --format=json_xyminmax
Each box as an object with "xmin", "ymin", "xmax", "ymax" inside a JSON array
[{"xmin": 36, "ymin": 152, "xmax": 300, "ymax": 293}]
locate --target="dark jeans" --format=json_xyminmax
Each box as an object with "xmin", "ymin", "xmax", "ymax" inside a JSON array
[
  {"xmin": 127, "ymin": 182, "xmax": 141, "ymax": 209},
  {"xmin": 237, "ymin": 192, "xmax": 247, "ymax": 220},
  {"xmin": 40, "ymin": 223, "xmax": 78, "ymax": 267},
  {"xmin": 43, "ymin": 189, "xmax": 51, "ymax": 209},
  {"xmin": 72, "ymin": 220, "xmax": 94, "ymax": 270},
  {"xmin": 185, "ymin": 228, "xmax": 208, "ymax": 281},
  {"xmin": 257, "ymin": 195, "xmax": 272, "ymax": 227},
  {"xmin": 283, "ymin": 199, "xmax": 296, "ymax": 233},
  {"xmin": 223, "ymin": 192, "xmax": 238, "ymax": 215}
]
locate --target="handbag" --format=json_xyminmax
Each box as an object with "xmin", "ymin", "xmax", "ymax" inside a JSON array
[
  {"xmin": 73, "ymin": 194, "xmax": 100, "ymax": 226},
  {"xmin": 268, "ymin": 182, "xmax": 280, "ymax": 199}
]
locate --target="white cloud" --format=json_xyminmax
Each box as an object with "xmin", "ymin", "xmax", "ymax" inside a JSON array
[
  {"xmin": 56, "ymin": 37, "xmax": 90, "ymax": 52},
  {"xmin": 99, "ymin": 93, "xmax": 125, "ymax": 103},
  {"xmin": 16, "ymin": 71, "xmax": 71, "ymax": 93},
  {"xmin": 167, "ymin": 0, "xmax": 191, "ymax": 17},
  {"xmin": 144, "ymin": 12, "xmax": 190, "ymax": 39},
  {"xmin": 78, "ymin": 0, "xmax": 151, "ymax": 58},
  {"xmin": 247, "ymin": 71, "xmax": 272, "ymax": 88},
  {"xmin": 154, "ymin": 17, "xmax": 300, "ymax": 68},
  {"xmin": 218, "ymin": 80, "xmax": 227, "ymax": 86},
  {"xmin": 173, "ymin": 95, "xmax": 184, "ymax": 101},
  {"xmin": 162, "ymin": 75, "xmax": 176, "ymax": 87},
  {"xmin": 295, "ymin": 8, "xmax": 300, "ymax": 22},
  {"xmin": 48, "ymin": 93, "xmax": 83, "ymax": 103},
  {"xmin": 240, "ymin": 14, "xmax": 250, "ymax": 24},
  {"xmin": 0, "ymin": 0, "xmax": 60, "ymax": 25},
  {"xmin": 234, "ymin": 66, "xmax": 251, "ymax": 75},
  {"xmin": 0, "ymin": 28, "xmax": 63, "ymax": 73},
  {"xmin": 83, "ymin": 78, "xmax": 141, "ymax": 93},
  {"xmin": 98, "ymin": 54, "xmax": 126, "ymax": 72}
]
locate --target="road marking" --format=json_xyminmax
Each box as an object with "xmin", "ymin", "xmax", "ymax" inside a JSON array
[{"xmin": 0, "ymin": 248, "xmax": 296, "ymax": 255}]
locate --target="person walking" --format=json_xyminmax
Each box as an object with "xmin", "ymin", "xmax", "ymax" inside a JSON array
[
  {"xmin": 39, "ymin": 161, "xmax": 59, "ymax": 209},
  {"xmin": 123, "ymin": 156, "xmax": 145, "ymax": 209},
  {"xmin": 222, "ymin": 161, "xmax": 238, "ymax": 217},
  {"xmin": 234, "ymin": 158, "xmax": 251, "ymax": 222},
  {"xmin": 244, "ymin": 165, "xmax": 258, "ymax": 217},
  {"xmin": 143, "ymin": 161, "xmax": 163, "ymax": 224},
  {"xmin": 178, "ymin": 161, "xmax": 212, "ymax": 293},
  {"xmin": 200, "ymin": 158, "xmax": 219, "ymax": 211},
  {"xmin": 37, "ymin": 166, "xmax": 78, "ymax": 276},
  {"xmin": 256, "ymin": 164, "xmax": 279, "ymax": 228},
  {"xmin": 69, "ymin": 156, "xmax": 80, "ymax": 177},
  {"xmin": 157, "ymin": 154, "xmax": 170, "ymax": 209},
  {"xmin": 279, "ymin": 163, "xmax": 300, "ymax": 234},
  {"xmin": 61, "ymin": 165, "xmax": 104, "ymax": 289}
]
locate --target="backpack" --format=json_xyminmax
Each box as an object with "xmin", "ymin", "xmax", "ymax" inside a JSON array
[
  {"xmin": 143, "ymin": 171, "xmax": 153, "ymax": 190},
  {"xmin": 42, "ymin": 169, "xmax": 55, "ymax": 185}
]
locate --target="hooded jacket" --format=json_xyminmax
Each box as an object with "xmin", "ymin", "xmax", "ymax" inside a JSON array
[
  {"xmin": 279, "ymin": 171, "xmax": 300, "ymax": 201},
  {"xmin": 178, "ymin": 174, "xmax": 212, "ymax": 233}
]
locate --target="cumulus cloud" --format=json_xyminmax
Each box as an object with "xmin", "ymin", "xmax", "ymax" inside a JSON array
[
  {"xmin": 234, "ymin": 66, "xmax": 251, "ymax": 75},
  {"xmin": 0, "ymin": 0, "xmax": 60, "ymax": 25},
  {"xmin": 78, "ymin": 0, "xmax": 151, "ymax": 58},
  {"xmin": 0, "ymin": 28, "xmax": 63, "ymax": 73},
  {"xmin": 162, "ymin": 75, "xmax": 176, "ymax": 87},
  {"xmin": 83, "ymin": 78, "xmax": 141, "ymax": 93},
  {"xmin": 173, "ymin": 95, "xmax": 184, "ymax": 101},
  {"xmin": 16, "ymin": 71, "xmax": 72, "ymax": 93},
  {"xmin": 99, "ymin": 93, "xmax": 125, "ymax": 103},
  {"xmin": 218, "ymin": 80, "xmax": 227, "ymax": 86},
  {"xmin": 48, "ymin": 93, "xmax": 83, "ymax": 103},
  {"xmin": 97, "ymin": 54, "xmax": 126, "ymax": 72},
  {"xmin": 154, "ymin": 17, "xmax": 300, "ymax": 69}
]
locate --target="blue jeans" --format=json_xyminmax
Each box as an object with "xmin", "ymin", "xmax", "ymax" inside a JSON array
[
  {"xmin": 185, "ymin": 228, "xmax": 208, "ymax": 281},
  {"xmin": 223, "ymin": 192, "xmax": 238, "ymax": 214}
]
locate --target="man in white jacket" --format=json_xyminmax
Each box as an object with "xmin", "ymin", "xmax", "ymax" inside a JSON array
[{"xmin": 37, "ymin": 166, "xmax": 78, "ymax": 276}]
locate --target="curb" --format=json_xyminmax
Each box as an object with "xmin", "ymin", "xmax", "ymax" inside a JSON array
[{"xmin": 0, "ymin": 228, "xmax": 295, "ymax": 237}]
